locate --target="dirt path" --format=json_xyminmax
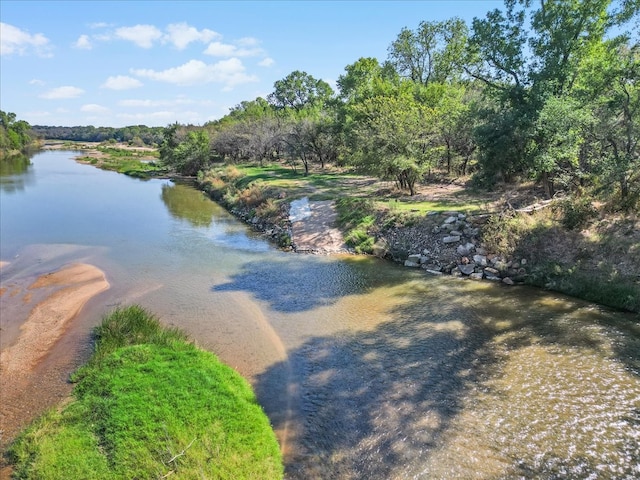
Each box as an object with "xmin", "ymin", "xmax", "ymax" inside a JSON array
[{"xmin": 289, "ymin": 199, "xmax": 349, "ymax": 254}]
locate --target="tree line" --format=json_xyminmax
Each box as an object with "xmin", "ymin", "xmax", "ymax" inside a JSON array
[
  {"xmin": 31, "ymin": 125, "xmax": 164, "ymax": 146},
  {"xmin": 133, "ymin": 1, "xmax": 640, "ymax": 208}
]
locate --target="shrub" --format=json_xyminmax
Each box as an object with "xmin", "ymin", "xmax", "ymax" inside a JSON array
[{"xmin": 558, "ymin": 197, "xmax": 597, "ymax": 230}]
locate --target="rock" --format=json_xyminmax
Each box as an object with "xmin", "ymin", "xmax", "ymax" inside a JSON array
[
  {"xmin": 442, "ymin": 211, "xmax": 460, "ymax": 216},
  {"xmin": 432, "ymin": 226, "xmax": 441, "ymax": 234},
  {"xmin": 484, "ymin": 267, "xmax": 500, "ymax": 276},
  {"xmin": 449, "ymin": 230, "xmax": 463, "ymax": 236},
  {"xmin": 444, "ymin": 216, "xmax": 457, "ymax": 224},
  {"xmin": 469, "ymin": 272, "xmax": 484, "ymax": 280},
  {"xmin": 442, "ymin": 235, "xmax": 461, "ymax": 244},
  {"xmin": 485, "ymin": 275, "xmax": 501, "ymax": 281},
  {"xmin": 473, "ymin": 254, "xmax": 487, "ymax": 266},
  {"xmin": 427, "ymin": 211, "xmax": 439, "ymax": 216},
  {"xmin": 502, "ymin": 277, "xmax": 515, "ymax": 285},
  {"xmin": 404, "ymin": 260, "xmax": 421, "ymax": 268},
  {"xmin": 457, "ymin": 244, "xmax": 471, "ymax": 256},
  {"xmin": 476, "ymin": 247, "xmax": 487, "ymax": 255},
  {"xmin": 521, "ymin": 258, "xmax": 527, "ymax": 265},
  {"xmin": 425, "ymin": 269, "xmax": 443, "ymax": 275},
  {"xmin": 407, "ymin": 253, "xmax": 422, "ymax": 263},
  {"xmin": 458, "ymin": 263, "xmax": 476, "ymax": 275},
  {"xmin": 457, "ymin": 213, "xmax": 467, "ymax": 220},
  {"xmin": 372, "ymin": 238, "xmax": 390, "ymax": 258}
]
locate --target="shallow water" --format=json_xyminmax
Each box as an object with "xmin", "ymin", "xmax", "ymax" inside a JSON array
[{"xmin": 1, "ymin": 151, "xmax": 639, "ymax": 478}]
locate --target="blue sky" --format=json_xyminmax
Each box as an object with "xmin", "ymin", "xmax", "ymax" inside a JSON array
[{"xmin": 1, "ymin": 1, "xmax": 502, "ymax": 127}]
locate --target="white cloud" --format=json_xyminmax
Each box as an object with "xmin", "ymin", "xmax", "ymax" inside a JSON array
[
  {"xmin": 115, "ymin": 24, "xmax": 162, "ymax": 48},
  {"xmin": 164, "ymin": 22, "xmax": 219, "ymax": 50},
  {"xmin": 118, "ymin": 98, "xmax": 195, "ymax": 107},
  {"xmin": 258, "ymin": 57, "xmax": 275, "ymax": 67},
  {"xmin": 131, "ymin": 58, "xmax": 258, "ymax": 88},
  {"xmin": 1, "ymin": 22, "xmax": 51, "ymax": 56},
  {"xmin": 74, "ymin": 34, "xmax": 92, "ymax": 50},
  {"xmin": 203, "ymin": 41, "xmax": 237, "ymax": 57},
  {"xmin": 81, "ymin": 104, "xmax": 110, "ymax": 113},
  {"xmin": 237, "ymin": 37, "xmax": 260, "ymax": 47},
  {"xmin": 29, "ymin": 78, "xmax": 45, "ymax": 86},
  {"xmin": 203, "ymin": 40, "xmax": 262, "ymax": 58},
  {"xmin": 101, "ymin": 75, "xmax": 143, "ymax": 90},
  {"xmin": 89, "ymin": 22, "xmax": 111, "ymax": 29},
  {"xmin": 40, "ymin": 86, "xmax": 85, "ymax": 99}
]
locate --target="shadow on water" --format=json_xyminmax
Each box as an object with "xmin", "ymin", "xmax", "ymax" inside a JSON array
[
  {"xmin": 247, "ymin": 272, "xmax": 640, "ymax": 478},
  {"xmin": 213, "ymin": 256, "xmax": 387, "ymax": 313}
]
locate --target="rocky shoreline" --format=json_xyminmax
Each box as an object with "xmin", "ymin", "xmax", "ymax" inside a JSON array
[
  {"xmin": 224, "ymin": 196, "xmax": 526, "ymax": 285},
  {"xmin": 376, "ymin": 211, "xmax": 527, "ymax": 285}
]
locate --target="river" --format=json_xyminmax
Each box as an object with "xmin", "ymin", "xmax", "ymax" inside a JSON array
[{"xmin": 1, "ymin": 150, "xmax": 639, "ymax": 479}]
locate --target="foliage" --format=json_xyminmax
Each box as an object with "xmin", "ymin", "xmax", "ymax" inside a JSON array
[
  {"xmin": 31, "ymin": 125, "xmax": 164, "ymax": 146},
  {"xmin": 0, "ymin": 110, "xmax": 36, "ymax": 154},
  {"xmin": 336, "ymin": 198, "xmax": 378, "ymax": 253},
  {"xmin": 9, "ymin": 306, "xmax": 283, "ymax": 479},
  {"xmin": 557, "ymin": 196, "xmax": 598, "ymax": 230},
  {"xmin": 161, "ymin": 128, "xmax": 212, "ymax": 176},
  {"xmin": 387, "ymin": 18, "xmax": 468, "ymax": 85}
]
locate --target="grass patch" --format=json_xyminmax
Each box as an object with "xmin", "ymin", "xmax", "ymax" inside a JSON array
[
  {"xmin": 336, "ymin": 198, "xmax": 378, "ymax": 254},
  {"xmin": 8, "ymin": 306, "xmax": 283, "ymax": 479}
]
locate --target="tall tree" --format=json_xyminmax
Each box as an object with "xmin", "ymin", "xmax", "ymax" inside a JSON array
[
  {"xmin": 387, "ymin": 18, "xmax": 468, "ymax": 85},
  {"xmin": 268, "ymin": 70, "xmax": 334, "ymax": 111}
]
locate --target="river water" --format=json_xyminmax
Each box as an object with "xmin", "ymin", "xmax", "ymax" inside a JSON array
[{"xmin": 1, "ymin": 151, "xmax": 639, "ymax": 479}]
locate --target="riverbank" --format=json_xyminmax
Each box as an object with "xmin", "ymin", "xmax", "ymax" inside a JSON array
[
  {"xmin": 0, "ymin": 263, "xmax": 109, "ymax": 462},
  {"xmin": 6, "ymin": 306, "xmax": 283, "ymax": 479},
  {"xmin": 197, "ymin": 163, "xmax": 640, "ymax": 313}
]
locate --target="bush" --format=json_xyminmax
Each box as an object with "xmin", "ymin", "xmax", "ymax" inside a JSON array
[{"xmin": 558, "ymin": 197, "xmax": 597, "ymax": 230}]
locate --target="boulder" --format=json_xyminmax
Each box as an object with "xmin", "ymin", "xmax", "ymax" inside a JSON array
[
  {"xmin": 444, "ymin": 216, "xmax": 458, "ymax": 224},
  {"xmin": 473, "ymin": 254, "xmax": 487, "ymax": 266},
  {"xmin": 458, "ymin": 263, "xmax": 476, "ymax": 275},
  {"xmin": 442, "ymin": 235, "xmax": 461, "ymax": 244},
  {"xmin": 404, "ymin": 260, "xmax": 421, "ymax": 268},
  {"xmin": 502, "ymin": 277, "xmax": 515, "ymax": 285},
  {"xmin": 469, "ymin": 272, "xmax": 484, "ymax": 280}
]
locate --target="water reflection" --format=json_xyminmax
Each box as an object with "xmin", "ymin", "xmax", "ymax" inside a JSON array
[
  {"xmin": 0, "ymin": 154, "xmax": 35, "ymax": 193},
  {"xmin": 161, "ymin": 181, "xmax": 217, "ymax": 227}
]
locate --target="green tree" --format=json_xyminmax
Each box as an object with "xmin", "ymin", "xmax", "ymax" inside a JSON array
[
  {"xmin": 163, "ymin": 129, "xmax": 211, "ymax": 176},
  {"xmin": 268, "ymin": 70, "xmax": 334, "ymax": 111},
  {"xmin": 349, "ymin": 83, "xmax": 435, "ymax": 195},
  {"xmin": 387, "ymin": 18, "xmax": 468, "ymax": 85}
]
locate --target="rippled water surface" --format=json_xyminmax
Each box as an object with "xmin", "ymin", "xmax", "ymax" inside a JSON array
[{"xmin": 1, "ymin": 151, "xmax": 639, "ymax": 478}]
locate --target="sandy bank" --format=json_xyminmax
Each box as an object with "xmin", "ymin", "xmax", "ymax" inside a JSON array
[{"xmin": 1, "ymin": 263, "xmax": 109, "ymax": 372}]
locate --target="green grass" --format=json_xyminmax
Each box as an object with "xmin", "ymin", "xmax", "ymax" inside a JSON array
[{"xmin": 8, "ymin": 306, "xmax": 283, "ymax": 480}]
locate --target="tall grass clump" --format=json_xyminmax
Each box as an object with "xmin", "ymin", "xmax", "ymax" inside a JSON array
[
  {"xmin": 336, "ymin": 198, "xmax": 377, "ymax": 253},
  {"xmin": 8, "ymin": 306, "xmax": 283, "ymax": 480}
]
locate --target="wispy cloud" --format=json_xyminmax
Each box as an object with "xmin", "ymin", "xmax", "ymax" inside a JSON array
[
  {"xmin": 101, "ymin": 75, "xmax": 143, "ymax": 90},
  {"xmin": 115, "ymin": 24, "xmax": 162, "ymax": 48},
  {"xmin": 29, "ymin": 78, "xmax": 45, "ymax": 86},
  {"xmin": 131, "ymin": 58, "xmax": 258, "ymax": 88},
  {"xmin": 118, "ymin": 97, "xmax": 196, "ymax": 108},
  {"xmin": 258, "ymin": 57, "xmax": 275, "ymax": 67},
  {"xmin": 1, "ymin": 22, "xmax": 52, "ymax": 57},
  {"xmin": 81, "ymin": 104, "xmax": 110, "ymax": 113},
  {"xmin": 39, "ymin": 86, "xmax": 85, "ymax": 99},
  {"xmin": 73, "ymin": 34, "xmax": 92, "ymax": 50},
  {"xmin": 164, "ymin": 22, "xmax": 220, "ymax": 49},
  {"xmin": 203, "ymin": 40, "xmax": 263, "ymax": 58}
]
